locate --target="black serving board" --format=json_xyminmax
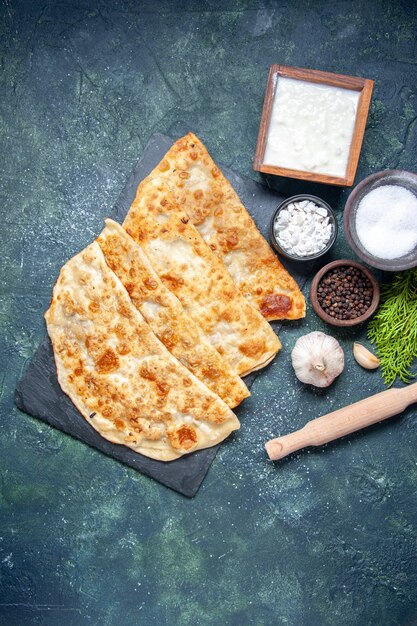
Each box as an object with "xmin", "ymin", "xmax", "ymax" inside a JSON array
[{"xmin": 15, "ymin": 133, "xmax": 305, "ymax": 497}]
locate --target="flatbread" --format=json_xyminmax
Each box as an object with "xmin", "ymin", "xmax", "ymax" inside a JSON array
[
  {"xmin": 150, "ymin": 132, "xmax": 306, "ymax": 321},
  {"xmin": 44, "ymin": 241, "xmax": 240, "ymax": 461},
  {"xmin": 123, "ymin": 177, "xmax": 281, "ymax": 377},
  {"xmin": 96, "ymin": 219, "xmax": 249, "ymax": 408}
]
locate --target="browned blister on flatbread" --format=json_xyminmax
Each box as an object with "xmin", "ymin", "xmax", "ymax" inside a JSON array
[
  {"xmin": 96, "ymin": 219, "xmax": 249, "ymax": 408},
  {"xmin": 123, "ymin": 177, "xmax": 281, "ymax": 377},
  {"xmin": 150, "ymin": 132, "xmax": 305, "ymax": 321},
  {"xmin": 44, "ymin": 241, "xmax": 240, "ymax": 461}
]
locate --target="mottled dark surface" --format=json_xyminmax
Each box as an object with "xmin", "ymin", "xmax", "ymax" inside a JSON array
[{"xmin": 1, "ymin": 1, "xmax": 417, "ymax": 625}]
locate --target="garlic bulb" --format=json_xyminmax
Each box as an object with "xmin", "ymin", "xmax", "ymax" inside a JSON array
[
  {"xmin": 353, "ymin": 342, "xmax": 380, "ymax": 370},
  {"xmin": 291, "ymin": 331, "xmax": 344, "ymax": 387}
]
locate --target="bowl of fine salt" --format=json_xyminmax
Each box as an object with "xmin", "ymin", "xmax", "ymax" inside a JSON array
[{"xmin": 344, "ymin": 170, "xmax": 417, "ymax": 271}]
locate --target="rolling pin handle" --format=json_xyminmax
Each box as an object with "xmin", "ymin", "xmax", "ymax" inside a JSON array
[{"xmin": 265, "ymin": 427, "xmax": 312, "ymax": 461}]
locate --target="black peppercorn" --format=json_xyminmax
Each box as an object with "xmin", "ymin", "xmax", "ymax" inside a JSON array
[{"xmin": 317, "ymin": 266, "xmax": 373, "ymax": 321}]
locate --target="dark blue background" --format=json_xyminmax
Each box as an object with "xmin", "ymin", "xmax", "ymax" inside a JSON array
[{"xmin": 1, "ymin": 1, "xmax": 417, "ymax": 624}]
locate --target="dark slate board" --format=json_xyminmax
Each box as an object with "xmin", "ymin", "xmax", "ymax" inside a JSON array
[{"xmin": 15, "ymin": 133, "xmax": 306, "ymax": 497}]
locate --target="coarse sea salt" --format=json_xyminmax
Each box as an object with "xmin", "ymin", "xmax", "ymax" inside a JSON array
[
  {"xmin": 355, "ymin": 185, "xmax": 417, "ymax": 259},
  {"xmin": 274, "ymin": 200, "xmax": 333, "ymax": 257}
]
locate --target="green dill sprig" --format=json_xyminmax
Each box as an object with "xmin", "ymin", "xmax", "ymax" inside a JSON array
[{"xmin": 367, "ymin": 269, "xmax": 417, "ymax": 386}]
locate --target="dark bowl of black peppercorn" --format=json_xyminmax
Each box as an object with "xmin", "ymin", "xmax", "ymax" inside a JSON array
[{"xmin": 310, "ymin": 259, "xmax": 380, "ymax": 327}]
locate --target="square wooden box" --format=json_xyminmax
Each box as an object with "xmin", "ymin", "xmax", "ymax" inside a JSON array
[{"xmin": 253, "ymin": 65, "xmax": 374, "ymax": 187}]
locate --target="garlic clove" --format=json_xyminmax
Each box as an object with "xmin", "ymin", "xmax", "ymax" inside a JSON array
[{"xmin": 353, "ymin": 342, "xmax": 380, "ymax": 370}]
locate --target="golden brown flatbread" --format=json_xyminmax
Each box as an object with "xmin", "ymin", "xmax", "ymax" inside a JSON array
[
  {"xmin": 96, "ymin": 219, "xmax": 249, "ymax": 408},
  {"xmin": 44, "ymin": 241, "xmax": 240, "ymax": 461},
  {"xmin": 149, "ymin": 132, "xmax": 306, "ymax": 321},
  {"xmin": 123, "ymin": 177, "xmax": 281, "ymax": 377}
]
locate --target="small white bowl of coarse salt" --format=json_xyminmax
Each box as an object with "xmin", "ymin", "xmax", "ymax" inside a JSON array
[
  {"xmin": 270, "ymin": 194, "xmax": 338, "ymax": 261},
  {"xmin": 344, "ymin": 170, "xmax": 417, "ymax": 271}
]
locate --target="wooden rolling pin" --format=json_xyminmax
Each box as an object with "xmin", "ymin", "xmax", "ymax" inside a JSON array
[{"xmin": 265, "ymin": 382, "xmax": 417, "ymax": 461}]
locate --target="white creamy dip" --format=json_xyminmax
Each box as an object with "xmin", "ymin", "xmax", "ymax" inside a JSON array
[{"xmin": 264, "ymin": 77, "xmax": 360, "ymax": 178}]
